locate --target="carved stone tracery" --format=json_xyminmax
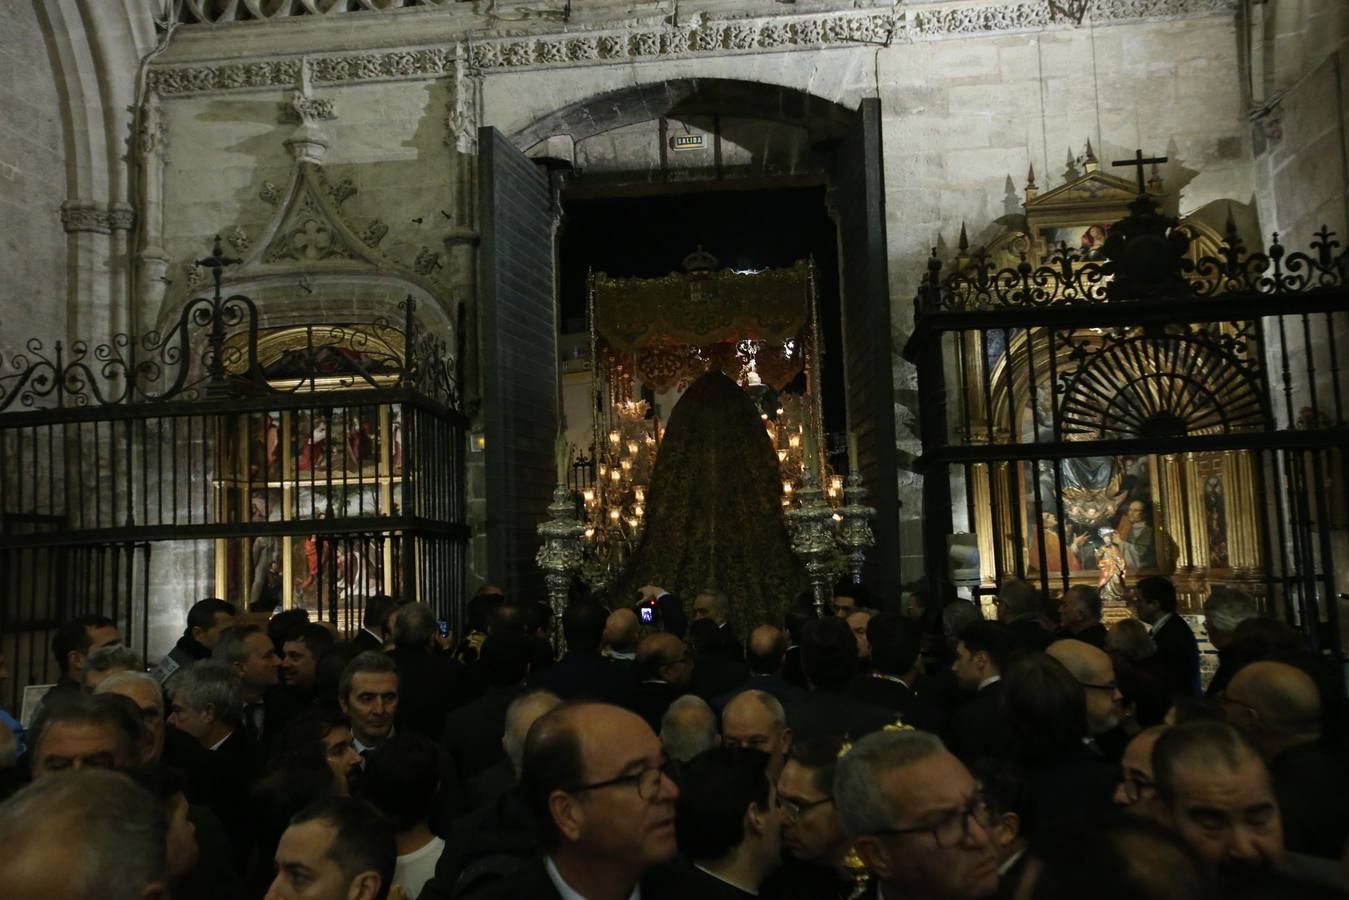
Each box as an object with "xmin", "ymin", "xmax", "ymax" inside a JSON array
[{"xmin": 149, "ymin": 0, "xmax": 1234, "ymax": 96}]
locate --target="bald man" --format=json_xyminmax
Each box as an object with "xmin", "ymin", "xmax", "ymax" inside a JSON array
[
  {"xmin": 1047, "ymin": 639, "xmax": 1126, "ymax": 757},
  {"xmin": 604, "ymin": 609, "xmax": 640, "ymax": 662},
  {"xmin": 1223, "ymin": 661, "xmax": 1349, "ymax": 858},
  {"xmin": 722, "ymin": 690, "xmax": 792, "ymax": 779},
  {"xmin": 627, "ymin": 633, "xmax": 693, "ymax": 732},
  {"xmin": 714, "ymin": 625, "xmax": 804, "ymax": 711}
]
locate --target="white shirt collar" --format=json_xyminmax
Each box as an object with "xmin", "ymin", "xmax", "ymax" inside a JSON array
[
  {"xmin": 694, "ymin": 864, "xmax": 758, "ymax": 896},
  {"xmin": 608, "ymin": 650, "xmax": 636, "ymax": 661},
  {"xmin": 999, "ymin": 847, "xmax": 1027, "ymax": 876},
  {"xmin": 352, "ymin": 727, "xmax": 393, "ymax": 757},
  {"xmin": 1151, "ymin": 612, "xmax": 1173, "ymax": 633},
  {"xmin": 209, "ymin": 729, "xmax": 235, "ymax": 752},
  {"xmin": 978, "ymin": 675, "xmax": 1002, "ymax": 691},
  {"xmin": 362, "ymin": 627, "xmax": 383, "ymax": 643},
  {"xmin": 545, "ymin": 856, "xmax": 641, "ymax": 900}
]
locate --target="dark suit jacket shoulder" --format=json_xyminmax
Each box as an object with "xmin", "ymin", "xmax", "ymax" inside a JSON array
[
  {"xmin": 464, "ymin": 858, "xmax": 699, "ymax": 900},
  {"xmin": 1152, "ymin": 615, "xmax": 1201, "ymax": 697},
  {"xmin": 627, "ymin": 680, "xmax": 682, "ymax": 732},
  {"xmin": 443, "ymin": 684, "xmax": 519, "ymax": 781},
  {"xmin": 946, "ymin": 681, "xmax": 1010, "ymax": 762},
  {"xmin": 534, "ymin": 651, "xmax": 637, "ymax": 705},
  {"xmin": 1073, "ymin": 622, "xmax": 1108, "ymax": 649},
  {"xmin": 788, "ymin": 689, "xmax": 897, "ymax": 742},
  {"xmin": 350, "ymin": 629, "xmax": 383, "ymax": 654}
]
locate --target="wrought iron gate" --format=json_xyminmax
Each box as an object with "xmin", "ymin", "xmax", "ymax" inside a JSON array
[
  {"xmin": 0, "ymin": 260, "xmax": 468, "ymax": 710},
  {"xmin": 906, "ymin": 188, "xmax": 1349, "ymax": 669}
]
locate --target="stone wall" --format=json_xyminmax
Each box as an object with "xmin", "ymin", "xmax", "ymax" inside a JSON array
[
  {"xmin": 0, "ymin": 1, "xmax": 69, "ymax": 346},
  {"xmin": 12, "ymin": 0, "xmax": 1277, "ymax": 635}
]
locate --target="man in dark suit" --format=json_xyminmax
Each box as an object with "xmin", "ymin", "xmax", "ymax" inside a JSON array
[
  {"xmin": 967, "ymin": 758, "xmax": 1033, "ymax": 900},
  {"xmin": 788, "ymin": 617, "xmax": 894, "ymax": 741},
  {"xmin": 266, "ymin": 797, "xmax": 396, "ymax": 900},
  {"xmin": 945, "ymin": 620, "xmax": 1013, "ymax": 762},
  {"xmin": 1132, "ymin": 576, "xmax": 1200, "ymax": 698},
  {"xmin": 443, "ymin": 629, "xmax": 530, "ymax": 783},
  {"xmin": 386, "ymin": 601, "xmax": 468, "ymax": 740},
  {"xmin": 715, "ymin": 625, "xmax": 804, "ymax": 711},
  {"xmin": 676, "ymin": 747, "xmax": 783, "ymax": 898},
  {"xmin": 464, "ymin": 702, "xmax": 695, "ymax": 899},
  {"xmin": 352, "ymin": 594, "xmax": 397, "ymax": 654},
  {"xmin": 1222, "ymin": 660, "xmax": 1349, "ymax": 859},
  {"xmin": 995, "ymin": 580, "xmax": 1055, "ymax": 656},
  {"xmin": 166, "ymin": 659, "xmax": 260, "ymax": 863},
  {"xmin": 846, "ymin": 613, "xmax": 940, "ymax": 731},
  {"xmin": 628, "ymin": 632, "xmax": 693, "ymax": 732},
  {"xmin": 212, "ymin": 624, "xmax": 282, "ymax": 747},
  {"xmin": 693, "ymin": 589, "xmax": 744, "ymax": 661},
  {"xmin": 1057, "ymin": 585, "xmax": 1107, "ymax": 649},
  {"xmin": 689, "ymin": 619, "xmax": 751, "ymax": 701},
  {"xmin": 536, "ymin": 600, "xmax": 638, "ymax": 705},
  {"xmin": 835, "ymin": 730, "xmax": 1000, "ymax": 900}
]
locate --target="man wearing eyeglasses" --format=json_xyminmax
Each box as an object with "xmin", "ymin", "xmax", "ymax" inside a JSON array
[
  {"xmin": 471, "ymin": 701, "xmax": 693, "ymax": 899},
  {"xmin": 761, "ymin": 735, "xmax": 855, "ymax": 900},
  {"xmin": 1112, "ymin": 725, "xmax": 1167, "ymax": 820},
  {"xmin": 1046, "ymin": 639, "xmax": 1126, "ymax": 760},
  {"xmin": 834, "ymin": 729, "xmax": 999, "ymax": 900}
]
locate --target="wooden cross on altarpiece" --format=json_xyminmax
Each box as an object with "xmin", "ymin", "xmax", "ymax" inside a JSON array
[{"xmin": 1111, "ymin": 149, "xmax": 1168, "ymax": 195}]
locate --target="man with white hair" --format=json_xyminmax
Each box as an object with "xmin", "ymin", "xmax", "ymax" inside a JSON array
[
  {"xmin": 85, "ymin": 644, "xmax": 144, "ymax": 691},
  {"xmin": 661, "ymin": 694, "xmax": 721, "ymax": 763},
  {"xmin": 95, "ymin": 670, "xmax": 166, "ymax": 764},
  {"xmin": 833, "ymin": 729, "xmax": 999, "ymax": 900},
  {"xmin": 0, "ymin": 769, "xmax": 169, "ymax": 900},
  {"xmin": 1202, "ymin": 585, "xmax": 1260, "ymax": 697},
  {"xmin": 721, "ymin": 689, "xmax": 793, "ymax": 779},
  {"xmin": 168, "ymin": 660, "xmax": 255, "ymax": 849}
]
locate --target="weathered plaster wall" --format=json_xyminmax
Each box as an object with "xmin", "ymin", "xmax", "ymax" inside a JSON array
[{"xmin": 0, "ymin": 0, "xmax": 69, "ymax": 346}]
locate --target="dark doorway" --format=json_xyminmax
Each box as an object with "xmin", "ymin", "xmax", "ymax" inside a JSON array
[{"xmin": 557, "ymin": 184, "xmax": 847, "ymax": 448}]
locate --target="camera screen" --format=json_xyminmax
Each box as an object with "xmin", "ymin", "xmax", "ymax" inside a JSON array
[{"xmin": 639, "ymin": 606, "xmax": 654, "ymax": 623}]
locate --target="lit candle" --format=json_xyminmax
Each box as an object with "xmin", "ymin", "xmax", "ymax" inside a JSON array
[
  {"xmin": 584, "ymin": 527, "xmax": 595, "ymax": 539},
  {"xmin": 634, "ymin": 487, "xmax": 645, "ymax": 503},
  {"xmin": 832, "ymin": 513, "xmax": 843, "ymax": 523},
  {"xmin": 777, "ymin": 450, "xmax": 787, "ymax": 463},
  {"xmin": 620, "ymin": 458, "xmax": 633, "ymax": 473},
  {"xmin": 788, "ymin": 433, "xmax": 801, "ymax": 450},
  {"xmin": 830, "ymin": 475, "xmax": 844, "ymax": 494},
  {"xmin": 627, "ymin": 441, "xmax": 639, "ymax": 457},
  {"xmin": 610, "ymin": 468, "xmax": 622, "ymax": 482},
  {"xmin": 783, "ymin": 481, "xmax": 794, "ymax": 495},
  {"xmin": 598, "ymin": 463, "xmax": 608, "ymax": 478},
  {"xmin": 583, "ymin": 489, "xmax": 595, "ymax": 504},
  {"xmin": 609, "ymin": 509, "xmax": 621, "ymax": 522},
  {"xmin": 608, "ymin": 430, "xmax": 621, "ymax": 445},
  {"xmin": 627, "ymin": 517, "xmax": 639, "ymax": 529}
]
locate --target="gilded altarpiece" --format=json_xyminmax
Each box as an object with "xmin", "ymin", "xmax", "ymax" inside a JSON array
[{"xmin": 946, "ymin": 151, "xmax": 1270, "ymax": 608}]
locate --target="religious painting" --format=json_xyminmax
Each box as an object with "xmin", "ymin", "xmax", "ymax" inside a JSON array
[
  {"xmin": 1036, "ymin": 223, "xmax": 1111, "ymax": 261},
  {"xmin": 247, "ymin": 411, "xmax": 283, "ymax": 480},
  {"xmin": 1204, "ymin": 474, "xmax": 1230, "ymax": 569},
  {"xmin": 291, "ymin": 533, "xmax": 383, "ymax": 607},
  {"xmin": 1024, "ymin": 455, "xmax": 1158, "ymax": 594}
]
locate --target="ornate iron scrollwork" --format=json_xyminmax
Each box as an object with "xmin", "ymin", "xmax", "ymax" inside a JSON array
[{"xmin": 0, "ymin": 236, "xmax": 458, "ymax": 412}]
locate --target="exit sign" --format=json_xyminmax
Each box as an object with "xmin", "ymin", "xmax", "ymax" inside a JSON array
[{"xmin": 671, "ymin": 134, "xmax": 706, "ymax": 151}]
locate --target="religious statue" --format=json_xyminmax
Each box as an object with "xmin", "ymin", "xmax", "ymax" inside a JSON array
[{"xmin": 1096, "ymin": 527, "xmax": 1127, "ymax": 603}]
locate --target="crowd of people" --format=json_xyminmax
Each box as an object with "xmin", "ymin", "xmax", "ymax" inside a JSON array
[{"xmin": 1, "ymin": 575, "xmax": 1347, "ymax": 899}]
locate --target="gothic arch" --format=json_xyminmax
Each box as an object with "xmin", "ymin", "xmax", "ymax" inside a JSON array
[{"xmin": 509, "ymin": 77, "xmax": 858, "ymax": 153}]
